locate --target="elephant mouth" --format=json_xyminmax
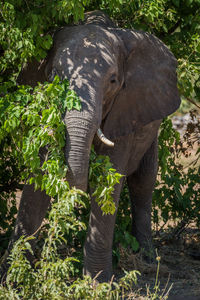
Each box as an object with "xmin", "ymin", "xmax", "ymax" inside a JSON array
[{"xmin": 97, "ymin": 128, "xmax": 114, "ymax": 147}]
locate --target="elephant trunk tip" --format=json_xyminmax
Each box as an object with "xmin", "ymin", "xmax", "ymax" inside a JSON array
[{"xmin": 97, "ymin": 128, "xmax": 114, "ymax": 147}]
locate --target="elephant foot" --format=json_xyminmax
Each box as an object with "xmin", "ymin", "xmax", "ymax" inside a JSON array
[
  {"xmin": 83, "ymin": 245, "xmax": 113, "ymax": 283},
  {"xmin": 83, "ymin": 263, "xmax": 112, "ymax": 283}
]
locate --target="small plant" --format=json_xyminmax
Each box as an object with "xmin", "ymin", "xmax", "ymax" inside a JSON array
[
  {"xmin": 145, "ymin": 255, "xmax": 172, "ymax": 300},
  {"xmin": 1, "ymin": 189, "xmax": 85, "ymax": 299}
]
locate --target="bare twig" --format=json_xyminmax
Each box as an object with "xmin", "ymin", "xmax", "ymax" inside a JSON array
[
  {"xmin": 186, "ymin": 98, "xmax": 200, "ymax": 110},
  {"xmin": 172, "ymin": 220, "xmax": 189, "ymax": 238}
]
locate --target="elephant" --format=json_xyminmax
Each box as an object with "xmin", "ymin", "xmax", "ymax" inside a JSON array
[{"xmin": 6, "ymin": 10, "xmax": 181, "ymax": 282}]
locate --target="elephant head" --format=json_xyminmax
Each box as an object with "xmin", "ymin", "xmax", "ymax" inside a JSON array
[
  {"xmin": 47, "ymin": 11, "xmax": 180, "ymax": 194},
  {"xmin": 18, "ymin": 10, "xmax": 180, "ymax": 195}
]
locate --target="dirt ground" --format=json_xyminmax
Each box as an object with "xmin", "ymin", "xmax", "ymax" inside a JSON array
[{"xmin": 116, "ymin": 223, "xmax": 200, "ymax": 299}]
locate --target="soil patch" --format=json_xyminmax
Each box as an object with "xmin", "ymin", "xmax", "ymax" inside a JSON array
[{"xmin": 115, "ymin": 223, "xmax": 200, "ymax": 299}]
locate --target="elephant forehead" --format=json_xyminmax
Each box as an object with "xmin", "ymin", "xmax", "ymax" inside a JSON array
[
  {"xmin": 51, "ymin": 36, "xmax": 118, "ymax": 82},
  {"xmin": 54, "ymin": 25, "xmax": 119, "ymax": 59},
  {"xmin": 55, "ymin": 25, "xmax": 116, "ymax": 46}
]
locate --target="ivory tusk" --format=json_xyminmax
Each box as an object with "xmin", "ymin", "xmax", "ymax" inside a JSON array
[{"xmin": 97, "ymin": 128, "xmax": 114, "ymax": 147}]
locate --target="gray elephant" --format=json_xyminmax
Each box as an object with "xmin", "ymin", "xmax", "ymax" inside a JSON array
[{"xmin": 8, "ymin": 11, "xmax": 181, "ymax": 282}]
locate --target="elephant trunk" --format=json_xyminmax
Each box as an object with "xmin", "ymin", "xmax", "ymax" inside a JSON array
[
  {"xmin": 64, "ymin": 110, "xmax": 98, "ymax": 191},
  {"xmin": 63, "ymin": 72, "xmax": 114, "ymax": 190}
]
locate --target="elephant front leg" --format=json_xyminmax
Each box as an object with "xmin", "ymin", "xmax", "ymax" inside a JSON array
[
  {"xmin": 127, "ymin": 139, "xmax": 158, "ymax": 261},
  {"xmin": 9, "ymin": 184, "xmax": 50, "ymax": 255},
  {"xmin": 83, "ymin": 179, "xmax": 124, "ymax": 282}
]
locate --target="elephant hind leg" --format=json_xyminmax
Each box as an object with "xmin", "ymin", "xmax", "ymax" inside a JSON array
[
  {"xmin": 9, "ymin": 184, "xmax": 51, "ymax": 249},
  {"xmin": 0, "ymin": 184, "xmax": 51, "ymax": 278},
  {"xmin": 127, "ymin": 138, "xmax": 158, "ymax": 261}
]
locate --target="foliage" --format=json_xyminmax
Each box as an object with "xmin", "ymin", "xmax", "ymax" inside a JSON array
[
  {"xmin": 0, "ymin": 0, "xmax": 90, "ymax": 83},
  {"xmin": 153, "ymin": 115, "xmax": 200, "ymax": 227},
  {"xmin": 0, "ymin": 218, "xmax": 139, "ymax": 299},
  {"xmin": 0, "ymin": 0, "xmax": 200, "ymax": 298},
  {"xmin": 0, "ymin": 76, "xmax": 78, "ymax": 243},
  {"xmin": 0, "ymin": 74, "xmax": 121, "ymax": 238},
  {"xmin": 90, "ymin": 149, "xmax": 123, "ymax": 215},
  {"xmin": 113, "ymin": 183, "xmax": 139, "ymax": 265},
  {"xmin": 0, "ymin": 72, "xmax": 125, "ymax": 297}
]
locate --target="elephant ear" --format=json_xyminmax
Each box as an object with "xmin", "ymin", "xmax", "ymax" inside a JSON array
[{"xmin": 103, "ymin": 29, "xmax": 181, "ymax": 140}]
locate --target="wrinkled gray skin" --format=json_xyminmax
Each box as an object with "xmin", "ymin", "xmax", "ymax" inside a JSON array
[{"xmin": 8, "ymin": 11, "xmax": 181, "ymax": 282}]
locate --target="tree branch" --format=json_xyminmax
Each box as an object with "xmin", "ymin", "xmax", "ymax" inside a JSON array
[{"xmin": 186, "ymin": 98, "xmax": 200, "ymax": 110}]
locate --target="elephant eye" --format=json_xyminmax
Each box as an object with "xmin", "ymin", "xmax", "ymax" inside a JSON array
[
  {"xmin": 122, "ymin": 81, "xmax": 126, "ymax": 89},
  {"xmin": 110, "ymin": 74, "xmax": 117, "ymax": 84}
]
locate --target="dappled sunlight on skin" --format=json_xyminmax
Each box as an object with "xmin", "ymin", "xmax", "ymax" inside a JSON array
[
  {"xmin": 46, "ymin": 25, "xmax": 123, "ymax": 120},
  {"xmin": 65, "ymin": 57, "xmax": 74, "ymax": 73},
  {"xmin": 50, "ymin": 26, "xmax": 120, "ymax": 82},
  {"xmin": 83, "ymin": 37, "xmax": 96, "ymax": 48},
  {"xmin": 114, "ymin": 28, "xmax": 174, "ymax": 63}
]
